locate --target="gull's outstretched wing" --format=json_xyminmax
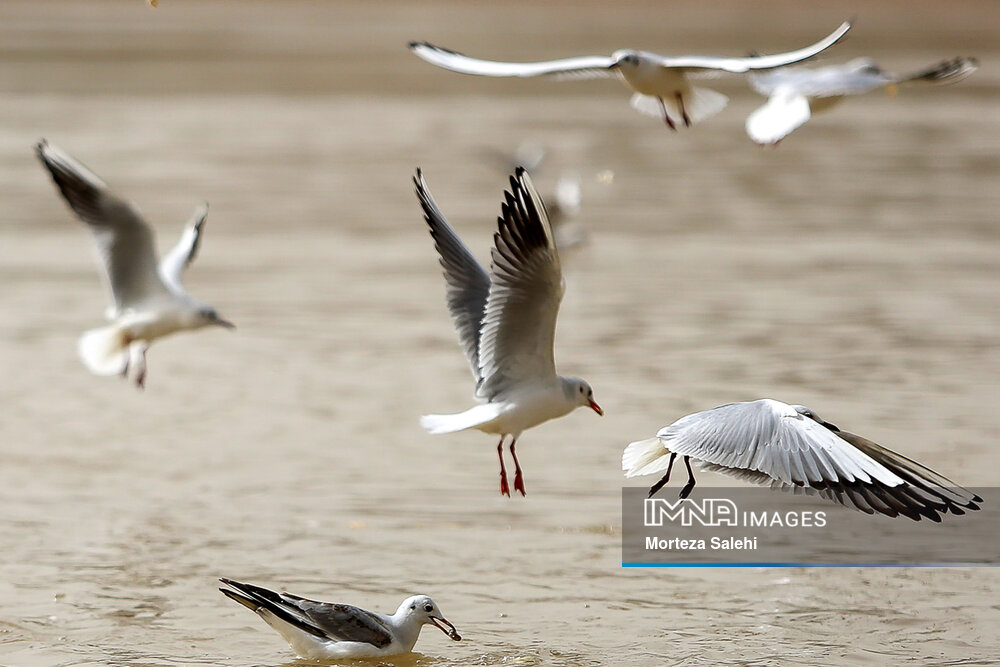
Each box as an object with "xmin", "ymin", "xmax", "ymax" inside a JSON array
[
  {"xmin": 158, "ymin": 202, "xmax": 208, "ymax": 295},
  {"xmin": 745, "ymin": 88, "xmax": 811, "ymax": 144},
  {"xmin": 659, "ymin": 20, "xmax": 851, "ymax": 73},
  {"xmin": 628, "ymin": 399, "xmax": 901, "ymax": 486},
  {"xmin": 415, "ymin": 170, "xmax": 491, "ymax": 383},
  {"xmin": 409, "ymin": 42, "xmax": 617, "ymax": 80},
  {"xmin": 35, "ymin": 140, "xmax": 173, "ymax": 312},
  {"xmin": 898, "ymin": 56, "xmax": 979, "ymax": 85},
  {"xmin": 219, "ymin": 579, "xmax": 393, "ymax": 648},
  {"xmin": 626, "ymin": 399, "xmax": 981, "ymax": 520},
  {"xmin": 477, "ymin": 169, "xmax": 563, "ymax": 399}
]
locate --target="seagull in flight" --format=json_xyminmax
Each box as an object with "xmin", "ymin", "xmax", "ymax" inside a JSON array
[
  {"xmin": 35, "ymin": 140, "xmax": 234, "ymax": 389},
  {"xmin": 219, "ymin": 579, "xmax": 461, "ymax": 661},
  {"xmin": 746, "ymin": 56, "xmax": 979, "ymax": 144},
  {"xmin": 415, "ymin": 168, "xmax": 603, "ymax": 497},
  {"xmin": 409, "ymin": 21, "xmax": 850, "ymax": 130},
  {"xmin": 623, "ymin": 399, "xmax": 982, "ymax": 521}
]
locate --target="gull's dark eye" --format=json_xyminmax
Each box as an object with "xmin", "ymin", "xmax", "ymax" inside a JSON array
[{"xmin": 424, "ymin": 604, "xmax": 433, "ymax": 613}]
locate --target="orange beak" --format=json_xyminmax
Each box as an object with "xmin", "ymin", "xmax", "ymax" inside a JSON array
[
  {"xmin": 430, "ymin": 616, "xmax": 461, "ymax": 641},
  {"xmin": 589, "ymin": 399, "xmax": 604, "ymax": 416}
]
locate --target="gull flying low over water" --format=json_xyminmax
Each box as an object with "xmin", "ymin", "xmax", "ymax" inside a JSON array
[
  {"xmin": 35, "ymin": 140, "xmax": 234, "ymax": 389},
  {"xmin": 415, "ymin": 168, "xmax": 603, "ymax": 497},
  {"xmin": 219, "ymin": 579, "xmax": 460, "ymax": 661},
  {"xmin": 409, "ymin": 20, "xmax": 850, "ymax": 130},
  {"xmin": 746, "ymin": 56, "xmax": 979, "ymax": 144},
  {"xmin": 622, "ymin": 399, "xmax": 981, "ymax": 521}
]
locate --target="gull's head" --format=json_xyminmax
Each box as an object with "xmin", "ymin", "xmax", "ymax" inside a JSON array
[
  {"xmin": 197, "ymin": 306, "xmax": 235, "ymax": 330},
  {"xmin": 845, "ymin": 57, "xmax": 883, "ymax": 77},
  {"xmin": 612, "ymin": 50, "xmax": 643, "ymax": 70},
  {"xmin": 400, "ymin": 595, "xmax": 461, "ymax": 641},
  {"xmin": 792, "ymin": 404, "xmax": 838, "ymax": 431},
  {"xmin": 564, "ymin": 377, "xmax": 603, "ymax": 416}
]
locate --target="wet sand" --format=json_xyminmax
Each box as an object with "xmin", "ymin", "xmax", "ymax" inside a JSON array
[{"xmin": 1, "ymin": 1, "xmax": 999, "ymax": 665}]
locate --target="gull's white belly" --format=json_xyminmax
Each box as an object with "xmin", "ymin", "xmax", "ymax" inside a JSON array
[
  {"xmin": 116, "ymin": 306, "xmax": 197, "ymax": 342},
  {"xmin": 476, "ymin": 385, "xmax": 574, "ymax": 436},
  {"xmin": 621, "ymin": 66, "xmax": 689, "ymax": 97}
]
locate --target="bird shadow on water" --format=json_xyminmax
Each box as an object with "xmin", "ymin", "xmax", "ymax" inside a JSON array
[{"xmin": 280, "ymin": 652, "xmax": 440, "ymax": 667}]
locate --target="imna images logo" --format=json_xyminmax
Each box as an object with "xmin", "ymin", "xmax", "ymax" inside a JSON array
[{"xmin": 643, "ymin": 497, "xmax": 827, "ymax": 528}]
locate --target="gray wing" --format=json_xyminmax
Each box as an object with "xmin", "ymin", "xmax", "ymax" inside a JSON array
[
  {"xmin": 750, "ymin": 59, "xmax": 894, "ymax": 98},
  {"xmin": 415, "ymin": 170, "xmax": 491, "ymax": 383},
  {"xmin": 653, "ymin": 399, "xmax": 903, "ymax": 487},
  {"xmin": 659, "ymin": 20, "xmax": 851, "ymax": 73},
  {"xmin": 158, "ymin": 202, "xmax": 208, "ymax": 296},
  {"xmin": 219, "ymin": 579, "xmax": 393, "ymax": 648},
  {"xmin": 477, "ymin": 168, "xmax": 563, "ymax": 400},
  {"xmin": 409, "ymin": 42, "xmax": 617, "ymax": 79},
  {"xmin": 280, "ymin": 594, "xmax": 394, "ymax": 648},
  {"xmin": 650, "ymin": 399, "xmax": 981, "ymax": 521},
  {"xmin": 35, "ymin": 140, "xmax": 173, "ymax": 312}
]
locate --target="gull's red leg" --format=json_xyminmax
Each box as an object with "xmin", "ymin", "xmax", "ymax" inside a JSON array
[
  {"xmin": 134, "ymin": 342, "xmax": 149, "ymax": 390},
  {"xmin": 497, "ymin": 437, "xmax": 510, "ymax": 497},
  {"xmin": 676, "ymin": 92, "xmax": 691, "ymax": 127},
  {"xmin": 657, "ymin": 97, "xmax": 677, "ymax": 131},
  {"xmin": 510, "ymin": 438, "xmax": 525, "ymax": 496}
]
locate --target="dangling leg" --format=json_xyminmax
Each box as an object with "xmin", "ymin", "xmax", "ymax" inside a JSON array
[
  {"xmin": 133, "ymin": 342, "xmax": 149, "ymax": 390},
  {"xmin": 679, "ymin": 456, "xmax": 697, "ymax": 499},
  {"xmin": 120, "ymin": 335, "xmax": 133, "ymax": 380},
  {"xmin": 657, "ymin": 97, "xmax": 677, "ymax": 131},
  {"xmin": 675, "ymin": 92, "xmax": 691, "ymax": 127},
  {"xmin": 646, "ymin": 452, "xmax": 677, "ymax": 498},
  {"xmin": 510, "ymin": 438, "xmax": 525, "ymax": 496},
  {"xmin": 497, "ymin": 436, "xmax": 510, "ymax": 497}
]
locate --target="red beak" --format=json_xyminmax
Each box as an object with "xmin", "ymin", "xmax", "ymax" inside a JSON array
[
  {"xmin": 589, "ymin": 399, "xmax": 604, "ymax": 416},
  {"xmin": 430, "ymin": 616, "xmax": 461, "ymax": 641}
]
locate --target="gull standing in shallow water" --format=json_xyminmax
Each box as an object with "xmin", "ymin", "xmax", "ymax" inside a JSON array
[
  {"xmin": 409, "ymin": 21, "xmax": 850, "ymax": 130},
  {"xmin": 219, "ymin": 579, "xmax": 460, "ymax": 660},
  {"xmin": 746, "ymin": 56, "xmax": 979, "ymax": 144},
  {"xmin": 623, "ymin": 399, "xmax": 981, "ymax": 521},
  {"xmin": 415, "ymin": 168, "xmax": 603, "ymax": 496},
  {"xmin": 35, "ymin": 140, "xmax": 234, "ymax": 389}
]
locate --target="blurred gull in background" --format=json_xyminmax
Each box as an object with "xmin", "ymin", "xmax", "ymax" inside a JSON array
[
  {"xmin": 746, "ymin": 56, "xmax": 979, "ymax": 144},
  {"xmin": 35, "ymin": 140, "xmax": 234, "ymax": 389}
]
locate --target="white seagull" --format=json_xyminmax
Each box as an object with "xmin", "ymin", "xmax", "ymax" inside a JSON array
[
  {"xmin": 415, "ymin": 168, "xmax": 603, "ymax": 497},
  {"xmin": 35, "ymin": 140, "xmax": 234, "ymax": 389},
  {"xmin": 409, "ymin": 21, "xmax": 850, "ymax": 130},
  {"xmin": 219, "ymin": 579, "xmax": 461, "ymax": 661},
  {"xmin": 623, "ymin": 399, "xmax": 981, "ymax": 521},
  {"xmin": 746, "ymin": 56, "xmax": 979, "ymax": 144}
]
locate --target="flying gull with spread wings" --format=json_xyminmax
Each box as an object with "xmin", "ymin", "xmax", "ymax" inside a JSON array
[
  {"xmin": 410, "ymin": 21, "xmax": 851, "ymax": 130},
  {"xmin": 35, "ymin": 140, "xmax": 234, "ymax": 389},
  {"xmin": 416, "ymin": 168, "xmax": 602, "ymax": 497},
  {"xmin": 219, "ymin": 579, "xmax": 460, "ymax": 660},
  {"xmin": 623, "ymin": 399, "xmax": 981, "ymax": 521}
]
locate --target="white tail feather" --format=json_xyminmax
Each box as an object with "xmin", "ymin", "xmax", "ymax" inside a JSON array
[
  {"xmin": 78, "ymin": 325, "xmax": 128, "ymax": 376},
  {"xmin": 622, "ymin": 437, "xmax": 671, "ymax": 477},
  {"xmin": 421, "ymin": 404, "xmax": 503, "ymax": 434}
]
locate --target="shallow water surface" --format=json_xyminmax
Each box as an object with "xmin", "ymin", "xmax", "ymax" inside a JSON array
[{"xmin": 0, "ymin": 1, "xmax": 999, "ymax": 665}]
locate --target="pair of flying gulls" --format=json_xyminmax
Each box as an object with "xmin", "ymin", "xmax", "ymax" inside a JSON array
[
  {"xmin": 409, "ymin": 21, "xmax": 978, "ymax": 143},
  {"xmin": 416, "ymin": 169, "xmax": 979, "ymax": 520}
]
